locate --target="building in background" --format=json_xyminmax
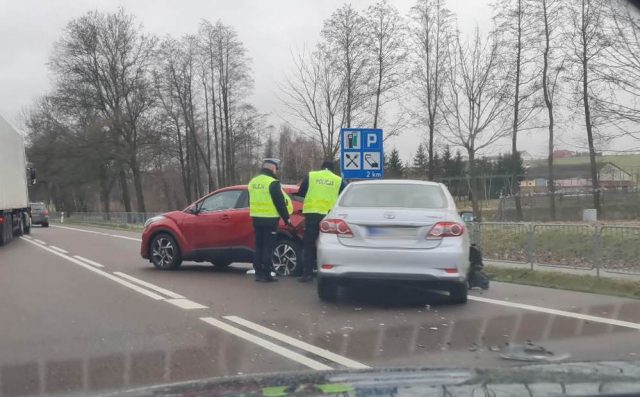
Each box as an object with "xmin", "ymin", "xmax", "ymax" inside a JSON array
[{"xmin": 519, "ymin": 162, "xmax": 636, "ymax": 194}]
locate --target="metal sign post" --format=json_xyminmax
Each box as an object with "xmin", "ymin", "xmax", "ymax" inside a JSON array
[{"xmin": 340, "ymin": 128, "xmax": 384, "ymax": 180}]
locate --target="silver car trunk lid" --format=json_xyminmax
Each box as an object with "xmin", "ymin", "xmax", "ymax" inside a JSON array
[{"xmin": 331, "ymin": 208, "xmax": 449, "ymax": 249}]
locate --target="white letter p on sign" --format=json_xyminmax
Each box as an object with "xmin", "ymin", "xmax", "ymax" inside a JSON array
[{"xmin": 367, "ymin": 134, "xmax": 377, "ymax": 147}]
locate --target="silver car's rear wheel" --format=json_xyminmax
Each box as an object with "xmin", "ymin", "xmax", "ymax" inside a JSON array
[
  {"xmin": 271, "ymin": 238, "xmax": 301, "ymax": 277},
  {"xmin": 449, "ymin": 283, "xmax": 468, "ymax": 304},
  {"xmin": 150, "ymin": 233, "xmax": 182, "ymax": 270},
  {"xmin": 318, "ymin": 278, "xmax": 339, "ymax": 302}
]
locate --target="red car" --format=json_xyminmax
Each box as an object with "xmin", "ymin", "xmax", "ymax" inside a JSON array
[{"xmin": 140, "ymin": 184, "xmax": 305, "ymax": 276}]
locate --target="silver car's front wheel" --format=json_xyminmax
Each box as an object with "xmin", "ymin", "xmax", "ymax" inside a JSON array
[
  {"xmin": 151, "ymin": 233, "xmax": 182, "ymax": 270},
  {"xmin": 271, "ymin": 239, "xmax": 301, "ymax": 277}
]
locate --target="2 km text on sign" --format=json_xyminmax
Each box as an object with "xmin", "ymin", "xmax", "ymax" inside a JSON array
[{"xmin": 340, "ymin": 128, "xmax": 384, "ymax": 180}]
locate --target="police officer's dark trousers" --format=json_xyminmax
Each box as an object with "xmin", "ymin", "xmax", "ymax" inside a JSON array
[
  {"xmin": 302, "ymin": 213, "xmax": 324, "ymax": 277},
  {"xmin": 252, "ymin": 219, "xmax": 277, "ymax": 280}
]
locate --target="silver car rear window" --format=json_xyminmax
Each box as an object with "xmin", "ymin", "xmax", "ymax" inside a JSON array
[{"xmin": 340, "ymin": 184, "xmax": 447, "ymax": 208}]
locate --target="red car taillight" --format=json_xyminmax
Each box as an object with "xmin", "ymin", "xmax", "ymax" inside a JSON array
[
  {"xmin": 320, "ymin": 219, "xmax": 353, "ymax": 238},
  {"xmin": 427, "ymin": 222, "xmax": 464, "ymax": 238},
  {"xmin": 0, "ymin": 216, "xmax": 4, "ymax": 224}
]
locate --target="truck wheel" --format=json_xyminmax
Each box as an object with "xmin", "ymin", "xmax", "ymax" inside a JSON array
[
  {"xmin": 0, "ymin": 214, "xmax": 12, "ymax": 246},
  {"xmin": 23, "ymin": 214, "xmax": 31, "ymax": 235},
  {"xmin": 0, "ymin": 216, "xmax": 6, "ymax": 246},
  {"xmin": 150, "ymin": 233, "xmax": 182, "ymax": 270},
  {"xmin": 16, "ymin": 215, "xmax": 24, "ymax": 237},
  {"xmin": 42, "ymin": 222, "xmax": 49, "ymax": 228}
]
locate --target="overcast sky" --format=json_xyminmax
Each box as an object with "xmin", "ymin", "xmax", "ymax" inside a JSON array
[{"xmin": 2, "ymin": 0, "xmax": 633, "ymax": 161}]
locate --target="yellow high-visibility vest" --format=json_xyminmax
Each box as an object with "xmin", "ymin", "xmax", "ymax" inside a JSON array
[
  {"xmin": 303, "ymin": 169, "xmax": 342, "ymax": 215},
  {"xmin": 249, "ymin": 174, "xmax": 279, "ymax": 217},
  {"xmin": 284, "ymin": 190, "xmax": 293, "ymax": 215}
]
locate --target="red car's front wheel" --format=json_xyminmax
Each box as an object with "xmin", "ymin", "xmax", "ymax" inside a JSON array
[
  {"xmin": 150, "ymin": 233, "xmax": 182, "ymax": 270},
  {"xmin": 271, "ymin": 238, "xmax": 302, "ymax": 277}
]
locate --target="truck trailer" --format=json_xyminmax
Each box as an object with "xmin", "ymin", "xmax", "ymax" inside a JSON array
[{"xmin": 0, "ymin": 114, "xmax": 34, "ymax": 246}]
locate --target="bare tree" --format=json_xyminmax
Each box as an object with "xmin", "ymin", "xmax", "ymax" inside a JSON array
[
  {"xmin": 536, "ymin": 0, "xmax": 566, "ymax": 220},
  {"xmin": 439, "ymin": 27, "xmax": 511, "ymax": 220},
  {"xmin": 364, "ymin": 0, "xmax": 407, "ymax": 129},
  {"xmin": 493, "ymin": 0, "xmax": 541, "ymax": 220},
  {"xmin": 280, "ymin": 46, "xmax": 345, "ymax": 159},
  {"xmin": 566, "ymin": 0, "xmax": 609, "ymax": 215},
  {"xmin": 50, "ymin": 9, "xmax": 156, "ymax": 212},
  {"xmin": 321, "ymin": 4, "xmax": 369, "ymax": 128},
  {"xmin": 593, "ymin": 1, "xmax": 640, "ymax": 145},
  {"xmin": 409, "ymin": 0, "xmax": 454, "ymax": 180}
]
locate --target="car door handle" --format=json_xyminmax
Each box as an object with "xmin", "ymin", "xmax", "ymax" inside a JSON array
[{"xmin": 220, "ymin": 215, "xmax": 231, "ymax": 221}]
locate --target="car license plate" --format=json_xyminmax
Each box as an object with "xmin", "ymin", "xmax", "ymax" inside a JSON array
[{"xmin": 367, "ymin": 227, "xmax": 416, "ymax": 238}]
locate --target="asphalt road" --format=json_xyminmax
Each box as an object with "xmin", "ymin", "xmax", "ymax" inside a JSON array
[{"xmin": 2, "ymin": 224, "xmax": 640, "ymax": 396}]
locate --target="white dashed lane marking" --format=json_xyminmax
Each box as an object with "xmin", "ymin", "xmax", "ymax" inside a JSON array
[
  {"xmin": 200, "ymin": 317, "xmax": 333, "ymax": 371},
  {"xmin": 113, "ymin": 272, "xmax": 185, "ymax": 299}
]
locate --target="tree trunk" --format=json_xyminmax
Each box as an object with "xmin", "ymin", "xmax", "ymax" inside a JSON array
[
  {"xmin": 581, "ymin": 0, "xmax": 601, "ymax": 216},
  {"xmin": 468, "ymin": 149, "xmax": 483, "ymax": 221},
  {"xmin": 99, "ymin": 166, "xmax": 112, "ymax": 220},
  {"xmin": 542, "ymin": 0, "xmax": 556, "ymax": 220},
  {"xmin": 118, "ymin": 168, "xmax": 132, "ymax": 213},
  {"xmin": 217, "ymin": 86, "xmax": 226, "ymax": 186},
  {"xmin": 130, "ymin": 157, "xmax": 146, "ymax": 213},
  {"xmin": 203, "ymin": 79, "xmax": 214, "ymax": 192},
  {"xmin": 512, "ymin": 0, "xmax": 524, "ymax": 221},
  {"xmin": 185, "ymin": 131, "xmax": 192, "ymax": 202},
  {"xmin": 428, "ymin": 119, "xmax": 435, "ymax": 180},
  {"xmin": 175, "ymin": 122, "xmax": 191, "ymax": 204},
  {"xmin": 373, "ymin": 40, "xmax": 383, "ymax": 129}
]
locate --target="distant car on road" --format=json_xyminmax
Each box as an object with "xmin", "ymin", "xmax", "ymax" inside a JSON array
[
  {"xmin": 29, "ymin": 202, "xmax": 49, "ymax": 227},
  {"xmin": 140, "ymin": 185, "xmax": 305, "ymax": 276},
  {"xmin": 316, "ymin": 180, "xmax": 470, "ymax": 304}
]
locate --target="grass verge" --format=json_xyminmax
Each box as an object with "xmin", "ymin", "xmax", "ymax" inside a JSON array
[
  {"xmin": 485, "ymin": 265, "xmax": 640, "ymax": 300},
  {"xmin": 50, "ymin": 220, "xmax": 144, "ymax": 233}
]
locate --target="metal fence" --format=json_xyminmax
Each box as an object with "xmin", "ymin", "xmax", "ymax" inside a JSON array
[
  {"xmin": 51, "ymin": 212, "xmax": 162, "ymax": 228},
  {"xmin": 51, "ymin": 212, "xmax": 640, "ymax": 276},
  {"xmin": 467, "ymin": 222, "xmax": 640, "ymax": 276}
]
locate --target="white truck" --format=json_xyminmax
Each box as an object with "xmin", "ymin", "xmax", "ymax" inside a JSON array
[{"xmin": 0, "ymin": 114, "xmax": 35, "ymax": 246}]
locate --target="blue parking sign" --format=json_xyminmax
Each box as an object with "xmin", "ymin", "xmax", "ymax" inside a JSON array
[{"xmin": 340, "ymin": 128, "xmax": 384, "ymax": 179}]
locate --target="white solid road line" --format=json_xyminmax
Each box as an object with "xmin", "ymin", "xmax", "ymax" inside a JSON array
[
  {"xmin": 225, "ymin": 315, "xmax": 370, "ymax": 369},
  {"xmin": 49, "ymin": 245, "xmax": 69, "ymax": 254},
  {"xmin": 51, "ymin": 224, "xmax": 142, "ymax": 242},
  {"xmin": 20, "ymin": 237, "xmax": 165, "ymax": 300},
  {"xmin": 113, "ymin": 272, "xmax": 185, "ymax": 299},
  {"xmin": 34, "ymin": 239, "xmax": 46, "ymax": 245},
  {"xmin": 109, "ymin": 234, "xmax": 142, "ymax": 242},
  {"xmin": 51, "ymin": 224, "xmax": 104, "ymax": 235},
  {"xmin": 73, "ymin": 255, "xmax": 104, "ymax": 268},
  {"xmin": 469, "ymin": 295, "xmax": 640, "ymax": 331},
  {"xmin": 200, "ymin": 317, "xmax": 333, "ymax": 371},
  {"xmin": 22, "ymin": 235, "xmax": 32, "ymax": 240},
  {"xmin": 166, "ymin": 298, "xmax": 208, "ymax": 310}
]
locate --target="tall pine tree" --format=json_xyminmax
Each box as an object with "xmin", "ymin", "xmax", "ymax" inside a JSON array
[
  {"xmin": 385, "ymin": 147, "xmax": 405, "ymax": 179},
  {"xmin": 412, "ymin": 143, "xmax": 428, "ymax": 179}
]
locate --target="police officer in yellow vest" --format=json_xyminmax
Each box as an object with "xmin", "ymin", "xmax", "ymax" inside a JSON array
[
  {"xmin": 298, "ymin": 160, "xmax": 347, "ymax": 282},
  {"xmin": 248, "ymin": 159, "xmax": 293, "ymax": 282}
]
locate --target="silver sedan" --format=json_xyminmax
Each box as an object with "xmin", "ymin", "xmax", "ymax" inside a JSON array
[{"xmin": 316, "ymin": 180, "xmax": 469, "ymax": 304}]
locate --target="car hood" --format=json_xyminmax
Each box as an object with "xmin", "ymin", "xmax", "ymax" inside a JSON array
[
  {"xmin": 103, "ymin": 361, "xmax": 640, "ymax": 396},
  {"xmin": 161, "ymin": 210, "xmax": 187, "ymax": 223}
]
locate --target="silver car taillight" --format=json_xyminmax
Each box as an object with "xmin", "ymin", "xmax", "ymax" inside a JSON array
[
  {"xmin": 320, "ymin": 219, "xmax": 353, "ymax": 238},
  {"xmin": 427, "ymin": 222, "xmax": 464, "ymax": 238}
]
